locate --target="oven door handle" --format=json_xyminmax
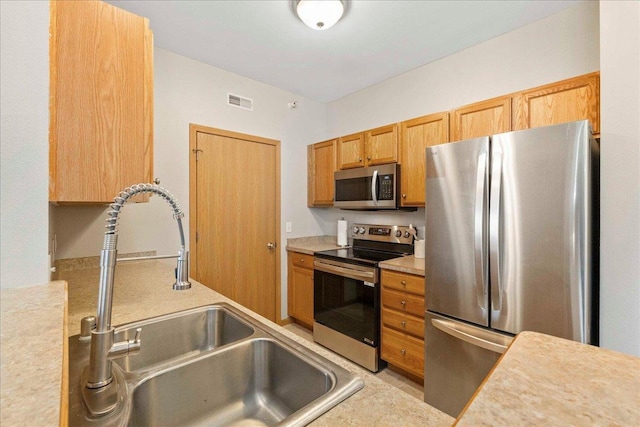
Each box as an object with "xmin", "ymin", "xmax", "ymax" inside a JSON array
[{"xmin": 314, "ymin": 261, "xmax": 377, "ymax": 283}]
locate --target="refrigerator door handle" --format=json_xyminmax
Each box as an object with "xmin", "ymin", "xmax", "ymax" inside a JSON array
[
  {"xmin": 489, "ymin": 149, "xmax": 503, "ymax": 311},
  {"xmin": 431, "ymin": 318, "xmax": 509, "ymax": 354},
  {"xmin": 474, "ymin": 151, "xmax": 488, "ymax": 310},
  {"xmin": 371, "ymin": 169, "xmax": 379, "ymax": 205}
]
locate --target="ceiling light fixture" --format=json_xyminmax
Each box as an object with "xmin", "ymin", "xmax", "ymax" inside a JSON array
[{"xmin": 294, "ymin": 0, "xmax": 349, "ymax": 31}]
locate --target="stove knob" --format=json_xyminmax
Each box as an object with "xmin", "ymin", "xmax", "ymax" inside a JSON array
[
  {"xmin": 395, "ymin": 230, "xmax": 402, "ymax": 238},
  {"xmin": 352, "ymin": 226, "xmax": 359, "ymax": 234},
  {"xmin": 404, "ymin": 231, "xmax": 411, "ymax": 238},
  {"xmin": 358, "ymin": 227, "xmax": 366, "ymax": 234}
]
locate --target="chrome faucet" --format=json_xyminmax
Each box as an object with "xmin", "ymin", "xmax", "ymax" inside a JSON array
[{"xmin": 82, "ymin": 183, "xmax": 191, "ymax": 416}]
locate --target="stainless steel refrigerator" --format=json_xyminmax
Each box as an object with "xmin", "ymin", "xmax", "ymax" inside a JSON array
[{"xmin": 423, "ymin": 120, "xmax": 599, "ymax": 417}]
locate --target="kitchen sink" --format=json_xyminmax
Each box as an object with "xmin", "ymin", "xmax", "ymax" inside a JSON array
[
  {"xmin": 113, "ymin": 305, "xmax": 254, "ymax": 372},
  {"xmin": 130, "ymin": 339, "xmax": 337, "ymax": 426},
  {"xmin": 68, "ymin": 303, "xmax": 363, "ymax": 426}
]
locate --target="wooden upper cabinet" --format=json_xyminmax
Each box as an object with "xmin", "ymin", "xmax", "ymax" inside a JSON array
[
  {"xmin": 307, "ymin": 139, "xmax": 337, "ymax": 207},
  {"xmin": 365, "ymin": 124, "xmax": 398, "ymax": 166},
  {"xmin": 49, "ymin": 0, "xmax": 154, "ymax": 203},
  {"xmin": 399, "ymin": 113, "xmax": 449, "ymax": 207},
  {"xmin": 451, "ymin": 95, "xmax": 512, "ymax": 142},
  {"xmin": 337, "ymin": 132, "xmax": 365, "ymax": 169},
  {"xmin": 513, "ymin": 72, "xmax": 600, "ymax": 135},
  {"xmin": 338, "ymin": 125, "xmax": 398, "ymax": 169}
]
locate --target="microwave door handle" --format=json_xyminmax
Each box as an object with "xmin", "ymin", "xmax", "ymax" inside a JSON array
[{"xmin": 371, "ymin": 169, "xmax": 379, "ymax": 205}]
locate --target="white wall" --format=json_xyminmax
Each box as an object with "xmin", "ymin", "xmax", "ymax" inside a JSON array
[
  {"xmin": 0, "ymin": 1, "xmax": 50, "ymax": 288},
  {"xmin": 599, "ymin": 1, "xmax": 640, "ymax": 357},
  {"xmin": 54, "ymin": 48, "xmax": 328, "ymax": 316},
  {"xmin": 313, "ymin": 1, "xmax": 600, "ymax": 235}
]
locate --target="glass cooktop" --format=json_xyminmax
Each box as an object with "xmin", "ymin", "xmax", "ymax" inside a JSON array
[{"xmin": 314, "ymin": 247, "xmax": 406, "ymax": 266}]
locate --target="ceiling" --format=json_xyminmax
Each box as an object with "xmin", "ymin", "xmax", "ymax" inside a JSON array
[{"xmin": 108, "ymin": 0, "xmax": 584, "ymax": 103}]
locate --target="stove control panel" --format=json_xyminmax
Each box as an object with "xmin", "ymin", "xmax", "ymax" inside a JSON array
[{"xmin": 351, "ymin": 223, "xmax": 416, "ymax": 245}]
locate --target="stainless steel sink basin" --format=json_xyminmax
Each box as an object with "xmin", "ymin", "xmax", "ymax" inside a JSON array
[
  {"xmin": 130, "ymin": 339, "xmax": 339, "ymax": 426},
  {"xmin": 113, "ymin": 305, "xmax": 254, "ymax": 372},
  {"xmin": 68, "ymin": 303, "xmax": 363, "ymax": 427}
]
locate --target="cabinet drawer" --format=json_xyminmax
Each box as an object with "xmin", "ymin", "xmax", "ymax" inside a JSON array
[
  {"xmin": 382, "ymin": 307, "xmax": 424, "ymax": 339},
  {"xmin": 290, "ymin": 252, "xmax": 314, "ymax": 269},
  {"xmin": 382, "ymin": 288, "xmax": 424, "ymax": 318},
  {"xmin": 381, "ymin": 270, "xmax": 424, "ymax": 295},
  {"xmin": 381, "ymin": 327, "xmax": 424, "ymax": 378}
]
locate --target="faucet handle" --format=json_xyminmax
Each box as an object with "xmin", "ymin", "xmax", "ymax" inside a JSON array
[
  {"xmin": 132, "ymin": 328, "xmax": 142, "ymax": 346},
  {"xmin": 108, "ymin": 327, "xmax": 142, "ymax": 360}
]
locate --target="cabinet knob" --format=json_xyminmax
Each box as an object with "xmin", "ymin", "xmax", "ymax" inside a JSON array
[
  {"xmin": 401, "ymin": 280, "xmax": 407, "ymax": 286},
  {"xmin": 401, "ymin": 349, "xmax": 406, "ymax": 356},
  {"xmin": 359, "ymin": 157, "xmax": 362, "ymax": 162},
  {"xmin": 367, "ymin": 156, "xmax": 371, "ymax": 160},
  {"xmin": 401, "ymin": 300, "xmax": 406, "ymax": 307},
  {"xmin": 402, "ymin": 194, "xmax": 406, "ymax": 199},
  {"xmin": 401, "ymin": 321, "xmax": 406, "ymax": 328},
  {"xmin": 267, "ymin": 242, "xmax": 276, "ymax": 249},
  {"xmin": 300, "ymin": 259, "xmax": 304, "ymax": 263}
]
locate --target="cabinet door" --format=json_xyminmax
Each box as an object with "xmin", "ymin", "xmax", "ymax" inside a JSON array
[
  {"xmin": 50, "ymin": 0, "xmax": 153, "ymax": 203},
  {"xmin": 399, "ymin": 113, "xmax": 449, "ymax": 206},
  {"xmin": 288, "ymin": 265, "xmax": 315, "ymax": 328},
  {"xmin": 381, "ymin": 327, "xmax": 424, "ymax": 379},
  {"xmin": 365, "ymin": 124, "xmax": 398, "ymax": 166},
  {"xmin": 338, "ymin": 132, "xmax": 365, "ymax": 169},
  {"xmin": 513, "ymin": 72, "xmax": 600, "ymax": 135},
  {"xmin": 307, "ymin": 139, "xmax": 336, "ymax": 207},
  {"xmin": 451, "ymin": 96, "xmax": 512, "ymax": 142}
]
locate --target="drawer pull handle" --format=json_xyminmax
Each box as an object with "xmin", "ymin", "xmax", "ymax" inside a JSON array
[
  {"xmin": 401, "ymin": 321, "xmax": 406, "ymax": 327},
  {"xmin": 401, "ymin": 349, "xmax": 406, "ymax": 356},
  {"xmin": 300, "ymin": 259, "xmax": 305, "ymax": 263},
  {"xmin": 401, "ymin": 280, "xmax": 407, "ymax": 286},
  {"xmin": 401, "ymin": 300, "xmax": 406, "ymax": 307}
]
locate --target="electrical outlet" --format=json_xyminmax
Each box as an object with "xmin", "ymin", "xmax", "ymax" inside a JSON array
[{"xmin": 286, "ymin": 222, "xmax": 292, "ymax": 233}]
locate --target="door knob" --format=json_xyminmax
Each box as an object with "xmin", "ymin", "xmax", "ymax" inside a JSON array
[{"xmin": 267, "ymin": 242, "xmax": 276, "ymax": 250}]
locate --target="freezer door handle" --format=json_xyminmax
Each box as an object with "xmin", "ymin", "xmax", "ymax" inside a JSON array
[
  {"xmin": 474, "ymin": 151, "xmax": 488, "ymax": 310},
  {"xmin": 489, "ymin": 148, "xmax": 503, "ymax": 311},
  {"xmin": 431, "ymin": 318, "xmax": 509, "ymax": 354}
]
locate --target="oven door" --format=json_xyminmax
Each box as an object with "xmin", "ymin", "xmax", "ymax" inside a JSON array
[{"xmin": 313, "ymin": 259, "xmax": 380, "ymax": 346}]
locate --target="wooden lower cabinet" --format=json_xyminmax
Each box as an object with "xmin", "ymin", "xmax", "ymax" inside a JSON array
[
  {"xmin": 287, "ymin": 251, "xmax": 315, "ymax": 329},
  {"xmin": 381, "ymin": 327, "xmax": 425, "ymax": 378},
  {"xmin": 380, "ymin": 269, "xmax": 425, "ymax": 379}
]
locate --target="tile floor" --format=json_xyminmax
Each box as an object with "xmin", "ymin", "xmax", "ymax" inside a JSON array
[{"xmin": 283, "ymin": 323, "xmax": 424, "ymax": 401}]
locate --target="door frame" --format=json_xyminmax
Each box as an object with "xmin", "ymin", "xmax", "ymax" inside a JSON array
[{"xmin": 189, "ymin": 123, "xmax": 282, "ymax": 323}]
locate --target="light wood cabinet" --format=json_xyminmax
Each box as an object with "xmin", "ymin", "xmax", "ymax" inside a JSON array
[
  {"xmin": 287, "ymin": 251, "xmax": 315, "ymax": 329},
  {"xmin": 380, "ymin": 269, "xmax": 425, "ymax": 379},
  {"xmin": 49, "ymin": 0, "xmax": 153, "ymax": 203},
  {"xmin": 337, "ymin": 132, "xmax": 366, "ymax": 169},
  {"xmin": 307, "ymin": 139, "xmax": 337, "ymax": 207},
  {"xmin": 365, "ymin": 124, "xmax": 398, "ymax": 166},
  {"xmin": 451, "ymin": 95, "xmax": 512, "ymax": 142},
  {"xmin": 513, "ymin": 72, "xmax": 600, "ymax": 136},
  {"xmin": 399, "ymin": 113, "xmax": 449, "ymax": 207},
  {"xmin": 337, "ymin": 124, "xmax": 398, "ymax": 170}
]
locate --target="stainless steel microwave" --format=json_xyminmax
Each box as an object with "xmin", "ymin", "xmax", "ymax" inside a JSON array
[{"xmin": 334, "ymin": 164, "xmax": 400, "ymax": 210}]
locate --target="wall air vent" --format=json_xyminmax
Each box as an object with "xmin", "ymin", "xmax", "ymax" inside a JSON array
[{"xmin": 227, "ymin": 93, "xmax": 253, "ymax": 111}]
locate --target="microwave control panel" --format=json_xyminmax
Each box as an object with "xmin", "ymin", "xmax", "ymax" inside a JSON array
[{"xmin": 379, "ymin": 174, "xmax": 394, "ymax": 200}]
